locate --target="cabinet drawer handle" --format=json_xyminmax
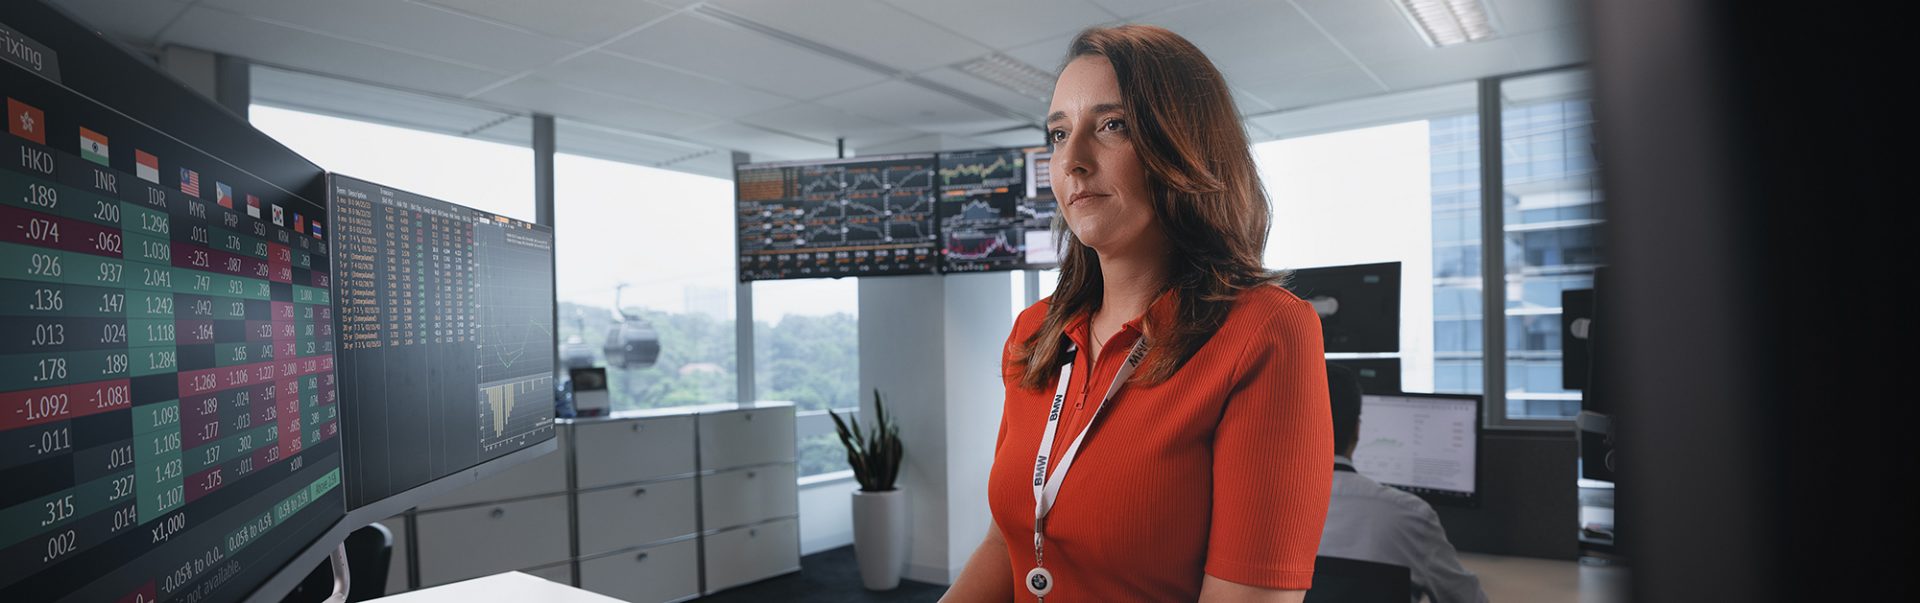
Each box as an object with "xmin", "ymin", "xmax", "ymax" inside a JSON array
[
  {"xmin": 635, "ymin": 552, "xmax": 649, "ymax": 562},
  {"xmin": 749, "ymin": 528, "xmax": 757, "ymax": 538},
  {"xmin": 746, "ymin": 471, "xmax": 755, "ymax": 479},
  {"xmin": 744, "ymin": 413, "xmax": 752, "ymax": 421},
  {"xmin": 489, "ymin": 508, "xmax": 505, "ymax": 519},
  {"xmin": 630, "ymin": 423, "xmax": 642, "ymax": 432},
  {"xmin": 633, "ymin": 487, "xmax": 647, "ymax": 497}
]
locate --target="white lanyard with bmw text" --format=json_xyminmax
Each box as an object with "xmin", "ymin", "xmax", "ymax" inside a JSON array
[{"xmin": 1026, "ymin": 338, "xmax": 1148, "ymax": 601}]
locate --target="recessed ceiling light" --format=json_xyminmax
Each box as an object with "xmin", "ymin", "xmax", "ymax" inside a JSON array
[
  {"xmin": 1392, "ymin": 0, "xmax": 1499, "ymax": 47},
  {"xmin": 958, "ymin": 53, "xmax": 1056, "ymax": 102}
]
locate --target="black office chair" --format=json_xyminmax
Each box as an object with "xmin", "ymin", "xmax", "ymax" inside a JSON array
[
  {"xmin": 283, "ymin": 522, "xmax": 395, "ymax": 603},
  {"xmin": 1303, "ymin": 555, "xmax": 1412, "ymax": 603}
]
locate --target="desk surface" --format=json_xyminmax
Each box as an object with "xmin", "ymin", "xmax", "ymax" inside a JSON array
[
  {"xmin": 1458, "ymin": 553, "xmax": 1628, "ymax": 603},
  {"xmin": 369, "ymin": 572, "xmax": 621, "ymax": 603}
]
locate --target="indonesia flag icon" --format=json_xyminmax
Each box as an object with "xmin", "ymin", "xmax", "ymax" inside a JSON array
[{"xmin": 135, "ymin": 150, "xmax": 159, "ymax": 183}]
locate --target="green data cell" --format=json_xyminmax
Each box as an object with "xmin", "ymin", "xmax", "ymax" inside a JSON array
[
  {"xmin": 121, "ymin": 232, "xmax": 172, "ymax": 267},
  {"xmin": 125, "ymin": 291, "xmax": 174, "ymax": 320},
  {"xmin": 127, "ymin": 319, "xmax": 176, "ymax": 347},
  {"xmin": 131, "ymin": 400, "xmax": 182, "ymax": 436},
  {"xmin": 129, "ymin": 346, "xmax": 177, "ymax": 377}
]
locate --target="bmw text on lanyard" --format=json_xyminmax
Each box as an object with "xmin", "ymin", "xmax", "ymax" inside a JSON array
[{"xmin": 1027, "ymin": 338, "xmax": 1149, "ymax": 601}]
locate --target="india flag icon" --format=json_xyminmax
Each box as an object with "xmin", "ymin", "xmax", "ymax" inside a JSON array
[{"xmin": 79, "ymin": 127, "xmax": 109, "ymax": 166}]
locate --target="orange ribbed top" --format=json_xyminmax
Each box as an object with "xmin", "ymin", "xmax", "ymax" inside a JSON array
[{"xmin": 987, "ymin": 285, "xmax": 1333, "ymax": 601}]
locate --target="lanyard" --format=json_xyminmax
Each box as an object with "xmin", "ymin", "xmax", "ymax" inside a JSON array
[{"xmin": 1026, "ymin": 337, "xmax": 1149, "ymax": 600}]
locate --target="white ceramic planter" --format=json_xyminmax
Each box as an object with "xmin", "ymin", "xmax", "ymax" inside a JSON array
[{"xmin": 851, "ymin": 488, "xmax": 909, "ymax": 590}]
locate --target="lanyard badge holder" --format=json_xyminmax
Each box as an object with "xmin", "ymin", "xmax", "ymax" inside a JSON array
[{"xmin": 1027, "ymin": 339, "xmax": 1149, "ymax": 601}]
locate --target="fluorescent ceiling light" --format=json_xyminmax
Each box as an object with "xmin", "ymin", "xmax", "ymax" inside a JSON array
[
  {"xmin": 1392, "ymin": 0, "xmax": 1499, "ymax": 47},
  {"xmin": 958, "ymin": 53, "xmax": 1056, "ymax": 102}
]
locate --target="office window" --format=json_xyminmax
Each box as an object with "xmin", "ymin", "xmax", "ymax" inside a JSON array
[
  {"xmin": 248, "ymin": 105, "xmax": 535, "ymax": 221},
  {"xmin": 1256, "ymin": 112, "xmax": 1478, "ymax": 395},
  {"xmin": 1499, "ymin": 71, "xmax": 1601, "ymax": 421},
  {"xmin": 754, "ymin": 279, "xmax": 858, "ymax": 477},
  {"xmin": 553, "ymin": 153, "xmax": 737, "ymax": 411}
]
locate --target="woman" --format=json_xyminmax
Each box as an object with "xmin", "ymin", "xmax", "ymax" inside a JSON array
[{"xmin": 941, "ymin": 25, "xmax": 1332, "ymax": 603}]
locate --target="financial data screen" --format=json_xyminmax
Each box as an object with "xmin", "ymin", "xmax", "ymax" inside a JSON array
[
  {"xmin": 1355, "ymin": 394, "xmax": 1478, "ymax": 500},
  {"xmin": 936, "ymin": 147, "xmax": 1058, "ymax": 272},
  {"xmin": 735, "ymin": 154, "xmax": 939, "ymax": 280},
  {"xmin": 1, "ymin": 47, "xmax": 342, "ymax": 602},
  {"xmin": 329, "ymin": 175, "xmax": 555, "ymax": 509}
]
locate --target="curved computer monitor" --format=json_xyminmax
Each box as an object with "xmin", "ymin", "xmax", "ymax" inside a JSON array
[
  {"xmin": 1354, "ymin": 393, "xmax": 1481, "ymax": 507},
  {"xmin": 1, "ymin": 2, "xmax": 349, "ymax": 601},
  {"xmin": 323, "ymin": 174, "xmax": 559, "ymax": 521}
]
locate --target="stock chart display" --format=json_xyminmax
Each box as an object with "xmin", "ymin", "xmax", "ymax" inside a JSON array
[
  {"xmin": 1, "ymin": 40, "xmax": 342, "ymax": 603},
  {"xmin": 736, "ymin": 154, "xmax": 939, "ymax": 280},
  {"xmin": 330, "ymin": 175, "xmax": 555, "ymax": 509},
  {"xmin": 936, "ymin": 147, "xmax": 1058, "ymax": 272}
]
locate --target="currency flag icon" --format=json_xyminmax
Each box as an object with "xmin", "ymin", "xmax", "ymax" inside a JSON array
[
  {"xmin": 79, "ymin": 127, "xmax": 109, "ymax": 165},
  {"xmin": 136, "ymin": 150, "xmax": 160, "ymax": 183},
  {"xmin": 180, "ymin": 168, "xmax": 201, "ymax": 197},
  {"xmin": 7, "ymin": 98, "xmax": 45, "ymax": 144},
  {"xmin": 272, "ymin": 204, "xmax": 285, "ymax": 226},
  {"xmin": 216, "ymin": 182, "xmax": 234, "ymax": 208},
  {"xmin": 247, "ymin": 194, "xmax": 262, "ymax": 218}
]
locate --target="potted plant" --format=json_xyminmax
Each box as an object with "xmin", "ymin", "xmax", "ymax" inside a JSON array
[{"xmin": 830, "ymin": 389, "xmax": 907, "ymax": 590}]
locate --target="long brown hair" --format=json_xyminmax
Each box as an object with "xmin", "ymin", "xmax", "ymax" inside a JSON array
[{"xmin": 1013, "ymin": 24, "xmax": 1283, "ymax": 391}]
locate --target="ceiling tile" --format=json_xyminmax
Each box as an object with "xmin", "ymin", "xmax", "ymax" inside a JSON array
[
  {"xmin": 1247, "ymin": 81, "xmax": 1476, "ymax": 141},
  {"xmin": 415, "ymin": 0, "xmax": 676, "ymax": 45},
  {"xmin": 251, "ymin": 65, "xmax": 523, "ymax": 140},
  {"xmin": 161, "ymin": 6, "xmax": 506, "ymax": 97},
  {"xmin": 881, "ymin": 0, "xmax": 1111, "ymax": 49},
  {"xmin": 556, "ymin": 119, "xmax": 714, "ymax": 165},
  {"xmin": 539, "ymin": 51, "xmax": 795, "ymax": 118},
  {"xmin": 474, "ymin": 76, "xmax": 721, "ymax": 136},
  {"xmin": 1236, "ymin": 65, "xmax": 1384, "ymax": 112},
  {"xmin": 968, "ymin": 127, "xmax": 1048, "ymax": 149},
  {"xmin": 50, "ymin": 0, "xmax": 192, "ymax": 46},
  {"xmin": 737, "ymin": 102, "xmax": 916, "ymax": 148},
  {"xmin": 680, "ymin": 122, "xmax": 837, "ymax": 161},
  {"xmin": 1002, "ymin": 34, "xmax": 1076, "ymax": 74},
  {"xmin": 601, "ymin": 14, "xmax": 887, "ymax": 101},
  {"xmin": 1151, "ymin": 0, "xmax": 1353, "ymax": 78},
  {"xmin": 704, "ymin": 0, "xmax": 990, "ymax": 72},
  {"xmin": 813, "ymin": 79, "xmax": 1018, "ymax": 136},
  {"xmin": 196, "ymin": 0, "xmax": 581, "ymax": 74},
  {"xmin": 1486, "ymin": 0, "xmax": 1586, "ymax": 35},
  {"xmin": 914, "ymin": 67, "xmax": 1048, "ymax": 122},
  {"xmin": 1366, "ymin": 26, "xmax": 1586, "ymax": 91},
  {"xmin": 1089, "ymin": 0, "xmax": 1210, "ymax": 20}
]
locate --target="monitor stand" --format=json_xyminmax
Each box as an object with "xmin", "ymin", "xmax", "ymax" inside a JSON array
[{"xmin": 323, "ymin": 544, "xmax": 351, "ymax": 603}]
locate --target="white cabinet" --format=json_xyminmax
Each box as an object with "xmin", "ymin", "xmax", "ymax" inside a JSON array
[
  {"xmin": 414, "ymin": 494, "xmax": 570, "ymax": 586},
  {"xmin": 578, "ymin": 539, "xmax": 701, "ymax": 603},
  {"xmin": 576, "ymin": 477, "xmax": 698, "ymax": 556},
  {"xmin": 701, "ymin": 518, "xmax": 801, "ymax": 593},
  {"xmin": 575, "ymin": 415, "xmax": 696, "ymax": 488},
  {"xmin": 397, "ymin": 404, "xmax": 798, "ymax": 598},
  {"xmin": 699, "ymin": 464, "xmax": 799, "ymax": 531}
]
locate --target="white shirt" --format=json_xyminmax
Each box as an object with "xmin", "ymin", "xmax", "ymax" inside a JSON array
[{"xmin": 1318, "ymin": 456, "xmax": 1488, "ymax": 603}]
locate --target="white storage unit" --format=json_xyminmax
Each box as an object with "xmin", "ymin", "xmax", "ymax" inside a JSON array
[{"xmin": 391, "ymin": 403, "xmax": 799, "ymax": 602}]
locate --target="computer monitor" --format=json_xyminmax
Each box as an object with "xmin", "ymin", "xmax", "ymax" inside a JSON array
[
  {"xmin": 1, "ymin": 3, "xmax": 347, "ymax": 601},
  {"xmin": 936, "ymin": 146, "xmax": 1059, "ymax": 273},
  {"xmin": 735, "ymin": 154, "xmax": 940, "ymax": 281},
  {"xmin": 326, "ymin": 174, "xmax": 558, "ymax": 513},
  {"xmin": 1285, "ymin": 262, "xmax": 1401, "ymax": 353},
  {"xmin": 1353, "ymin": 393, "xmax": 1480, "ymax": 506}
]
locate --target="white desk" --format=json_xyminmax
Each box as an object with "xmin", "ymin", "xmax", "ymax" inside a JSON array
[
  {"xmin": 1458, "ymin": 554, "xmax": 1628, "ymax": 603},
  {"xmin": 370, "ymin": 572, "xmax": 624, "ymax": 603}
]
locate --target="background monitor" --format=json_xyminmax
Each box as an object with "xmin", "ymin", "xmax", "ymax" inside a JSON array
[
  {"xmin": 1, "ymin": 3, "xmax": 347, "ymax": 601},
  {"xmin": 937, "ymin": 146, "xmax": 1058, "ymax": 273},
  {"xmin": 327, "ymin": 174, "xmax": 557, "ymax": 511},
  {"xmin": 1328, "ymin": 358, "xmax": 1402, "ymax": 394},
  {"xmin": 1354, "ymin": 393, "xmax": 1480, "ymax": 506},
  {"xmin": 735, "ymin": 154, "xmax": 939, "ymax": 281},
  {"xmin": 1286, "ymin": 262, "xmax": 1401, "ymax": 353}
]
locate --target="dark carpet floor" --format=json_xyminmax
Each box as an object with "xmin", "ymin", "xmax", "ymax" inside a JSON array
[{"xmin": 694, "ymin": 546, "xmax": 946, "ymax": 603}]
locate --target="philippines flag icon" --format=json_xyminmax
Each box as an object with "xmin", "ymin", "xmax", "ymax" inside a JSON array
[
  {"xmin": 179, "ymin": 168, "xmax": 200, "ymax": 197},
  {"xmin": 216, "ymin": 182, "xmax": 233, "ymax": 208},
  {"xmin": 247, "ymin": 195, "xmax": 262, "ymax": 218}
]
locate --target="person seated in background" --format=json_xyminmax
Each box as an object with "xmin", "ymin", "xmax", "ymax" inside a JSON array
[{"xmin": 1319, "ymin": 365, "xmax": 1488, "ymax": 603}]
